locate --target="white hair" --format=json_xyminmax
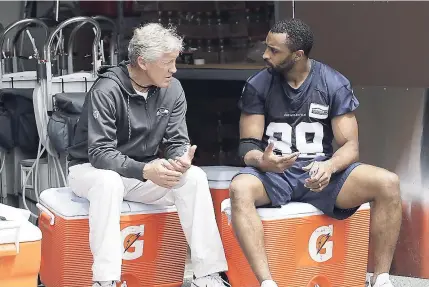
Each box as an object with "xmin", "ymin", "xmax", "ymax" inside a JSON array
[{"xmin": 128, "ymin": 23, "xmax": 183, "ymax": 65}]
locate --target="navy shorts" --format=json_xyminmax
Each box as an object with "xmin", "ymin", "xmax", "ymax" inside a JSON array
[{"xmin": 235, "ymin": 157, "xmax": 362, "ymax": 220}]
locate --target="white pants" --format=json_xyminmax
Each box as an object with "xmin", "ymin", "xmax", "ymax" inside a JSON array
[{"xmin": 67, "ymin": 163, "xmax": 228, "ymax": 282}]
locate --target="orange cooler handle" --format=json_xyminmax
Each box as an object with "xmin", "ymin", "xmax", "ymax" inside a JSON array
[
  {"xmin": 0, "ymin": 221, "xmax": 20, "ymax": 257},
  {"xmin": 0, "ymin": 243, "xmax": 19, "ymax": 257},
  {"xmin": 36, "ymin": 203, "xmax": 55, "ymax": 225}
]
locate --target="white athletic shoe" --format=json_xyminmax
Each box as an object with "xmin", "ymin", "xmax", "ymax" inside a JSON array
[
  {"xmin": 92, "ymin": 281, "xmax": 116, "ymax": 287},
  {"xmin": 261, "ymin": 280, "xmax": 278, "ymax": 287},
  {"xmin": 192, "ymin": 273, "xmax": 230, "ymax": 287},
  {"xmin": 370, "ymin": 273, "xmax": 394, "ymax": 287}
]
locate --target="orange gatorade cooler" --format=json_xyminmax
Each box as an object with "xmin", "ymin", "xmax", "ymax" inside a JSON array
[
  {"xmin": 0, "ymin": 204, "xmax": 42, "ymax": 287},
  {"xmin": 201, "ymin": 166, "xmax": 241, "ymax": 233},
  {"xmin": 220, "ymin": 199, "xmax": 371, "ymax": 287},
  {"xmin": 36, "ymin": 187, "xmax": 188, "ymax": 287}
]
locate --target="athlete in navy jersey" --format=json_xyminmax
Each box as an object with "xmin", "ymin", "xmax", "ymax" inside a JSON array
[
  {"xmin": 230, "ymin": 19, "xmax": 401, "ymax": 287},
  {"xmin": 240, "ymin": 59, "xmax": 358, "ymax": 160}
]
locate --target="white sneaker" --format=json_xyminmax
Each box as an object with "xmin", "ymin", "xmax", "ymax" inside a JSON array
[
  {"xmin": 92, "ymin": 281, "xmax": 116, "ymax": 287},
  {"xmin": 261, "ymin": 280, "xmax": 278, "ymax": 287},
  {"xmin": 192, "ymin": 273, "xmax": 230, "ymax": 287},
  {"xmin": 370, "ymin": 273, "xmax": 394, "ymax": 287}
]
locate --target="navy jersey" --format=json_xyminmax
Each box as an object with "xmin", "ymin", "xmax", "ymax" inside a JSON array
[{"xmin": 238, "ymin": 60, "xmax": 359, "ymax": 159}]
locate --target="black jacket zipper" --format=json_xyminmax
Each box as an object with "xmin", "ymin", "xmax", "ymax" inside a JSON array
[{"xmin": 143, "ymin": 89, "xmax": 156, "ymax": 152}]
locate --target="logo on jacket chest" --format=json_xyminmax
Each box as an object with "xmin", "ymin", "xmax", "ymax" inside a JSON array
[{"xmin": 156, "ymin": 108, "xmax": 169, "ymax": 117}]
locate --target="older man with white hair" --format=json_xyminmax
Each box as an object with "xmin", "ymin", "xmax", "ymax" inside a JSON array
[{"xmin": 67, "ymin": 23, "xmax": 229, "ymax": 287}]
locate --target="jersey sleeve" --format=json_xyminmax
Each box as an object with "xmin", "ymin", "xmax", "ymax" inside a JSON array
[
  {"xmin": 330, "ymin": 84, "xmax": 359, "ymax": 117},
  {"xmin": 237, "ymin": 81, "xmax": 265, "ymax": 114}
]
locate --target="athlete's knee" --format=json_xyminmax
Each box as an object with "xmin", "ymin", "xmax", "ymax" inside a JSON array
[
  {"xmin": 93, "ymin": 169, "xmax": 124, "ymax": 198},
  {"xmin": 377, "ymin": 171, "xmax": 401, "ymax": 203},
  {"xmin": 177, "ymin": 165, "xmax": 208, "ymax": 190},
  {"xmin": 229, "ymin": 174, "xmax": 264, "ymax": 209}
]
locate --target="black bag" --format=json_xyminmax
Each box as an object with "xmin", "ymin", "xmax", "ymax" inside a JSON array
[
  {"xmin": 54, "ymin": 92, "xmax": 86, "ymax": 115},
  {"xmin": 0, "ymin": 88, "xmax": 38, "ymax": 153},
  {"xmin": 48, "ymin": 93, "xmax": 86, "ymax": 153}
]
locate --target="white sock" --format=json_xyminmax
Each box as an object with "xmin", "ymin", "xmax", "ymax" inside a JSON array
[
  {"xmin": 373, "ymin": 273, "xmax": 390, "ymax": 286},
  {"xmin": 261, "ymin": 280, "xmax": 278, "ymax": 287}
]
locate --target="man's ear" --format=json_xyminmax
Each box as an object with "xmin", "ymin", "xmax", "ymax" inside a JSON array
[
  {"xmin": 137, "ymin": 56, "xmax": 148, "ymax": 71},
  {"xmin": 294, "ymin": 50, "xmax": 305, "ymax": 61}
]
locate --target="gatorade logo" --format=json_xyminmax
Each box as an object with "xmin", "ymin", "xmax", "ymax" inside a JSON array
[
  {"xmin": 121, "ymin": 225, "xmax": 145, "ymax": 260},
  {"xmin": 308, "ymin": 225, "xmax": 333, "ymax": 263},
  {"xmin": 297, "ymin": 219, "xmax": 346, "ymax": 268}
]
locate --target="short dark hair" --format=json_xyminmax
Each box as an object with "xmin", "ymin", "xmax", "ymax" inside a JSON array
[{"xmin": 270, "ymin": 18, "xmax": 314, "ymax": 56}]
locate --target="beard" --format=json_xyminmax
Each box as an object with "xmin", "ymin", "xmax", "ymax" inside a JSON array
[{"xmin": 265, "ymin": 56, "xmax": 296, "ymax": 73}]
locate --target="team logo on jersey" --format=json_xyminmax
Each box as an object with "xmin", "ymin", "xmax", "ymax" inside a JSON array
[
  {"xmin": 156, "ymin": 108, "xmax": 170, "ymax": 117},
  {"xmin": 309, "ymin": 103, "xmax": 329, "ymax": 119}
]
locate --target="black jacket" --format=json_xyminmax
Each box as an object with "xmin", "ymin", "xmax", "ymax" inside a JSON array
[{"xmin": 68, "ymin": 61, "xmax": 190, "ymax": 181}]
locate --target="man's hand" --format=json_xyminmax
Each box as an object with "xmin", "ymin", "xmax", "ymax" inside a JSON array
[
  {"xmin": 258, "ymin": 142, "xmax": 299, "ymax": 173},
  {"xmin": 166, "ymin": 145, "xmax": 197, "ymax": 173},
  {"xmin": 143, "ymin": 159, "xmax": 183, "ymax": 189},
  {"xmin": 302, "ymin": 161, "xmax": 334, "ymax": 192}
]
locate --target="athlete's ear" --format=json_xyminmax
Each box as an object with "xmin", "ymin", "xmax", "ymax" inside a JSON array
[{"xmin": 294, "ymin": 50, "xmax": 305, "ymax": 61}]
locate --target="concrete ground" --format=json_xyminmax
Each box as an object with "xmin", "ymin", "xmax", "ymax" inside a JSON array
[
  {"xmin": 371, "ymin": 273, "xmax": 429, "ymax": 287},
  {"xmin": 182, "ymin": 261, "xmax": 429, "ymax": 287},
  {"xmin": 183, "ymin": 274, "xmax": 429, "ymax": 287},
  {"xmin": 36, "ymin": 263, "xmax": 429, "ymax": 287},
  {"xmin": 36, "ymin": 255, "xmax": 429, "ymax": 286}
]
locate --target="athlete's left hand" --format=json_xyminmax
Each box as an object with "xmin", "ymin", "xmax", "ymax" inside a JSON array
[
  {"xmin": 302, "ymin": 161, "xmax": 334, "ymax": 192},
  {"xmin": 167, "ymin": 145, "xmax": 197, "ymax": 174}
]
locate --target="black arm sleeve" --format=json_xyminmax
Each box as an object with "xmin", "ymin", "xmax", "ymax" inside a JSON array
[{"xmin": 238, "ymin": 138, "xmax": 264, "ymax": 159}]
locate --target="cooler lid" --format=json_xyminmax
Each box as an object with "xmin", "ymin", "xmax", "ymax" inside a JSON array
[
  {"xmin": 0, "ymin": 204, "xmax": 42, "ymax": 244},
  {"xmin": 201, "ymin": 166, "xmax": 242, "ymax": 182},
  {"xmin": 221, "ymin": 198, "xmax": 370, "ymax": 220},
  {"xmin": 39, "ymin": 187, "xmax": 177, "ymax": 218}
]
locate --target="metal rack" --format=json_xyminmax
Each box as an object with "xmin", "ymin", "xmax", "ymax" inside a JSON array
[{"xmin": 113, "ymin": 1, "xmax": 268, "ymax": 81}]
